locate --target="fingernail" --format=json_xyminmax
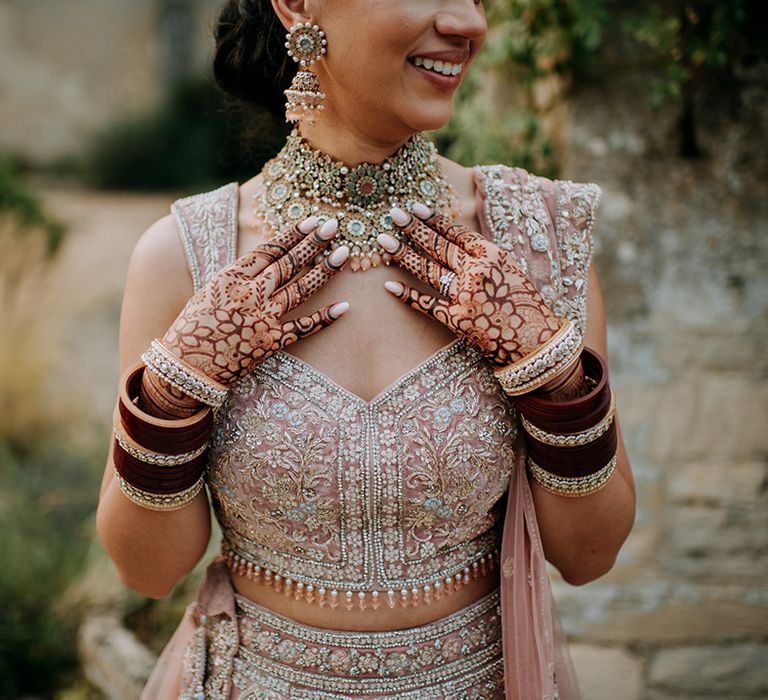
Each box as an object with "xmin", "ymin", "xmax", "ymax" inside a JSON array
[
  {"xmin": 330, "ymin": 301, "xmax": 350, "ymax": 318},
  {"xmin": 319, "ymin": 218, "xmax": 339, "ymax": 239},
  {"xmin": 412, "ymin": 202, "xmax": 432, "ymax": 218},
  {"xmin": 384, "ymin": 281, "xmax": 404, "ymax": 295},
  {"xmin": 328, "ymin": 245, "xmax": 349, "ymax": 266},
  {"xmin": 376, "ymin": 233, "xmax": 399, "ymax": 253},
  {"xmin": 389, "ymin": 207, "xmax": 410, "ymax": 226},
  {"xmin": 298, "ymin": 216, "xmax": 320, "ymax": 233}
]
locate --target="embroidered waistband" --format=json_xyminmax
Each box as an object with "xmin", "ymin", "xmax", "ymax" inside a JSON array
[{"xmin": 231, "ymin": 589, "xmax": 504, "ymax": 697}]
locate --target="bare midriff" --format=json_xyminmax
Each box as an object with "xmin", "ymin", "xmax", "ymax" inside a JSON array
[{"xmin": 231, "ymin": 571, "xmax": 500, "ymax": 631}]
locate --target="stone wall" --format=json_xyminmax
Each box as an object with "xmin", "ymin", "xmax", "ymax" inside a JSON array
[
  {"xmin": 0, "ymin": 0, "xmax": 218, "ymax": 163},
  {"xmin": 551, "ymin": 60, "xmax": 768, "ymax": 698}
]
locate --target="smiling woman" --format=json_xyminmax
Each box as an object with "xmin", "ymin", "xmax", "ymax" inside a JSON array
[{"xmin": 95, "ymin": 0, "xmax": 635, "ymax": 698}]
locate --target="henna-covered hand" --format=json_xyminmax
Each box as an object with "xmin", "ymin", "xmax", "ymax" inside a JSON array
[
  {"xmin": 379, "ymin": 206, "xmax": 562, "ymax": 367},
  {"xmin": 160, "ymin": 218, "xmax": 350, "ymax": 386}
]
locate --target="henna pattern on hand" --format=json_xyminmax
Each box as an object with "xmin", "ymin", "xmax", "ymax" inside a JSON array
[
  {"xmin": 386, "ymin": 210, "xmax": 561, "ymax": 367},
  {"xmin": 160, "ymin": 220, "xmax": 347, "ymax": 386}
]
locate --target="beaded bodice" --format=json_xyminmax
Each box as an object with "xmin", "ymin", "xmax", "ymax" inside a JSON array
[{"xmin": 171, "ymin": 164, "xmax": 599, "ymax": 609}]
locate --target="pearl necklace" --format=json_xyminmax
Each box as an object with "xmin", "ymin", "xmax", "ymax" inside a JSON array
[{"xmin": 255, "ymin": 129, "xmax": 457, "ymax": 271}]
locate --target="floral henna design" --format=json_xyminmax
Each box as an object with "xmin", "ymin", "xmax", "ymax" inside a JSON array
[
  {"xmin": 383, "ymin": 210, "xmax": 561, "ymax": 367},
  {"xmin": 159, "ymin": 219, "xmax": 348, "ymax": 387}
]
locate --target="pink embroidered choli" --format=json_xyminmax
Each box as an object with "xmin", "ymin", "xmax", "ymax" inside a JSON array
[{"xmin": 149, "ymin": 164, "xmax": 599, "ymax": 700}]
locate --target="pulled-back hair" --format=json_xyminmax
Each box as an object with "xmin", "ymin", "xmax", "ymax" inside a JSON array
[{"xmin": 213, "ymin": 0, "xmax": 296, "ymax": 119}]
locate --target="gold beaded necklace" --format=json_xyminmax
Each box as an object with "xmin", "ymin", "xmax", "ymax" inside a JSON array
[{"xmin": 254, "ymin": 129, "xmax": 457, "ymax": 271}]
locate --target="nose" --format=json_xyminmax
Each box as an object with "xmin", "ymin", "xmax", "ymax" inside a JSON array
[{"xmin": 435, "ymin": 0, "xmax": 487, "ymax": 43}]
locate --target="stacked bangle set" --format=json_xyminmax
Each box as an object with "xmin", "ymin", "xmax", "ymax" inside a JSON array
[
  {"xmin": 113, "ymin": 343, "xmax": 226, "ymax": 511},
  {"xmin": 494, "ymin": 320, "xmax": 618, "ymax": 497},
  {"xmin": 517, "ymin": 347, "xmax": 617, "ymax": 496}
]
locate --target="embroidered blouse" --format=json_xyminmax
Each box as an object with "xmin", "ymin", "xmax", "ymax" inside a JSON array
[{"xmin": 167, "ymin": 164, "xmax": 599, "ymax": 698}]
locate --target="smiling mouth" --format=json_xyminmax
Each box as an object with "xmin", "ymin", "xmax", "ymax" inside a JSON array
[{"xmin": 407, "ymin": 56, "xmax": 465, "ymax": 77}]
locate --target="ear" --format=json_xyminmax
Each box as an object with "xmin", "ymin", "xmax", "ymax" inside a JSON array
[{"xmin": 270, "ymin": 0, "xmax": 312, "ymax": 32}]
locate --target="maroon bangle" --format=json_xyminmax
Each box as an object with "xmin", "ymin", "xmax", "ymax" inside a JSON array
[
  {"xmin": 118, "ymin": 364, "xmax": 213, "ymax": 453},
  {"xmin": 516, "ymin": 348, "xmax": 611, "ymax": 433},
  {"xmin": 113, "ymin": 441, "xmax": 206, "ymax": 494},
  {"xmin": 524, "ymin": 422, "xmax": 618, "ymax": 477}
]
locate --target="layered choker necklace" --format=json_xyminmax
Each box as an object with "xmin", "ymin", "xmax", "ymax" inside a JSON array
[{"xmin": 255, "ymin": 129, "xmax": 457, "ymax": 272}]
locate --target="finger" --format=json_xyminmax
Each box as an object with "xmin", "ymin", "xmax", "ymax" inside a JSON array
[
  {"xmin": 262, "ymin": 219, "xmax": 339, "ymax": 292},
  {"xmin": 272, "ymin": 245, "xmax": 349, "ymax": 312},
  {"xmin": 409, "ymin": 204, "xmax": 488, "ymax": 256},
  {"xmin": 383, "ymin": 280, "xmax": 454, "ymax": 330},
  {"xmin": 390, "ymin": 207, "xmax": 468, "ymax": 269},
  {"xmin": 377, "ymin": 234, "xmax": 456, "ymax": 296},
  {"xmin": 235, "ymin": 217, "xmax": 319, "ymax": 276},
  {"xmin": 278, "ymin": 301, "xmax": 350, "ymax": 349}
]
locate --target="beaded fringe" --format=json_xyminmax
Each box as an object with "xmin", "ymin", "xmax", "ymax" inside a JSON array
[{"xmin": 222, "ymin": 543, "xmax": 499, "ymax": 612}]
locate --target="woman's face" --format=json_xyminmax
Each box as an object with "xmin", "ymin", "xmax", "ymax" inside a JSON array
[{"xmin": 309, "ymin": 0, "xmax": 487, "ymax": 139}]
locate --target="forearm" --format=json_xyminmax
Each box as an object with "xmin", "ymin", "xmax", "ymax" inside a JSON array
[
  {"xmin": 97, "ymin": 464, "xmax": 211, "ymax": 598},
  {"xmin": 531, "ymin": 420, "xmax": 635, "ymax": 585}
]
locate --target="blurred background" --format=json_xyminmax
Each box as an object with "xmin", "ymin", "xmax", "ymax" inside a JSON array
[{"xmin": 1, "ymin": 0, "xmax": 766, "ymax": 698}]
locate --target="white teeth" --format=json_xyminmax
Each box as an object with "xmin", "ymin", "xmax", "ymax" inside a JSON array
[{"xmin": 411, "ymin": 56, "xmax": 464, "ymax": 76}]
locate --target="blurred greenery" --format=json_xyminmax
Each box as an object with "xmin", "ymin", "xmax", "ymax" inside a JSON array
[
  {"xmin": 624, "ymin": 0, "xmax": 768, "ymax": 156},
  {"xmin": 0, "ymin": 157, "xmax": 65, "ymax": 254},
  {"xmin": 0, "ymin": 444, "xmax": 101, "ymax": 698},
  {"xmin": 0, "ymin": 158, "xmax": 99, "ymax": 697},
  {"xmin": 83, "ymin": 79, "xmax": 288, "ymax": 192}
]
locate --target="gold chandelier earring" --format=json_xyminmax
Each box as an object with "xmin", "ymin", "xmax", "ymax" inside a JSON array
[{"xmin": 284, "ymin": 22, "xmax": 327, "ymax": 124}]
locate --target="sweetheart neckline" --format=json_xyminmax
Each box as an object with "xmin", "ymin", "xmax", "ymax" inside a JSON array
[{"xmin": 272, "ymin": 337, "xmax": 467, "ymax": 408}]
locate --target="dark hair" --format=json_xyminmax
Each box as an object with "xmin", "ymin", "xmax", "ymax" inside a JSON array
[{"xmin": 213, "ymin": 0, "xmax": 296, "ymax": 119}]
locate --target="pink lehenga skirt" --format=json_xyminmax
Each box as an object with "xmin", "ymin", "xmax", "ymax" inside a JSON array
[
  {"xmin": 142, "ymin": 451, "xmax": 579, "ymax": 700},
  {"xmin": 142, "ymin": 557, "xmax": 503, "ymax": 699}
]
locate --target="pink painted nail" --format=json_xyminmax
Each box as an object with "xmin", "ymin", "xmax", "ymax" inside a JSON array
[
  {"xmin": 328, "ymin": 245, "xmax": 349, "ymax": 266},
  {"xmin": 412, "ymin": 202, "xmax": 432, "ymax": 218},
  {"xmin": 330, "ymin": 302, "xmax": 350, "ymax": 318},
  {"xmin": 389, "ymin": 207, "xmax": 410, "ymax": 226},
  {"xmin": 318, "ymin": 218, "xmax": 339, "ymax": 239},
  {"xmin": 384, "ymin": 281, "xmax": 404, "ymax": 295},
  {"xmin": 376, "ymin": 233, "xmax": 399, "ymax": 253},
  {"xmin": 298, "ymin": 216, "xmax": 320, "ymax": 233}
]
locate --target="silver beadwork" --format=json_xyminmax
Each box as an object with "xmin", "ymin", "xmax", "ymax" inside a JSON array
[
  {"xmin": 143, "ymin": 340, "xmax": 229, "ymax": 407},
  {"xmin": 115, "ymin": 471, "xmax": 205, "ymax": 511},
  {"xmin": 494, "ymin": 320, "xmax": 583, "ymax": 396}
]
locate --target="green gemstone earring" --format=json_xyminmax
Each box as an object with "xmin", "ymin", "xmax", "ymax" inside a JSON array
[{"xmin": 284, "ymin": 22, "xmax": 327, "ymax": 124}]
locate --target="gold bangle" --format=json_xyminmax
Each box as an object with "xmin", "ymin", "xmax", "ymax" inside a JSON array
[
  {"xmin": 115, "ymin": 470, "xmax": 205, "ymax": 511},
  {"xmin": 494, "ymin": 320, "xmax": 583, "ymax": 396},
  {"xmin": 521, "ymin": 392, "xmax": 616, "ymax": 447},
  {"xmin": 527, "ymin": 455, "xmax": 617, "ymax": 497}
]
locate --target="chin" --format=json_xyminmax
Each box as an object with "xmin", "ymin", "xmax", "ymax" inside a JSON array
[{"xmin": 403, "ymin": 104, "xmax": 454, "ymax": 134}]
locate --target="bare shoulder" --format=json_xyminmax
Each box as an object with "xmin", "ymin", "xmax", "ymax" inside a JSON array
[{"xmin": 119, "ymin": 213, "xmax": 193, "ymax": 370}]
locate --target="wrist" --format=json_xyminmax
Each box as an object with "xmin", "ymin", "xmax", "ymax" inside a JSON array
[
  {"xmin": 140, "ymin": 369, "xmax": 203, "ymax": 420},
  {"xmin": 494, "ymin": 319, "xmax": 583, "ymax": 396},
  {"xmin": 534, "ymin": 357, "xmax": 591, "ymax": 401}
]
